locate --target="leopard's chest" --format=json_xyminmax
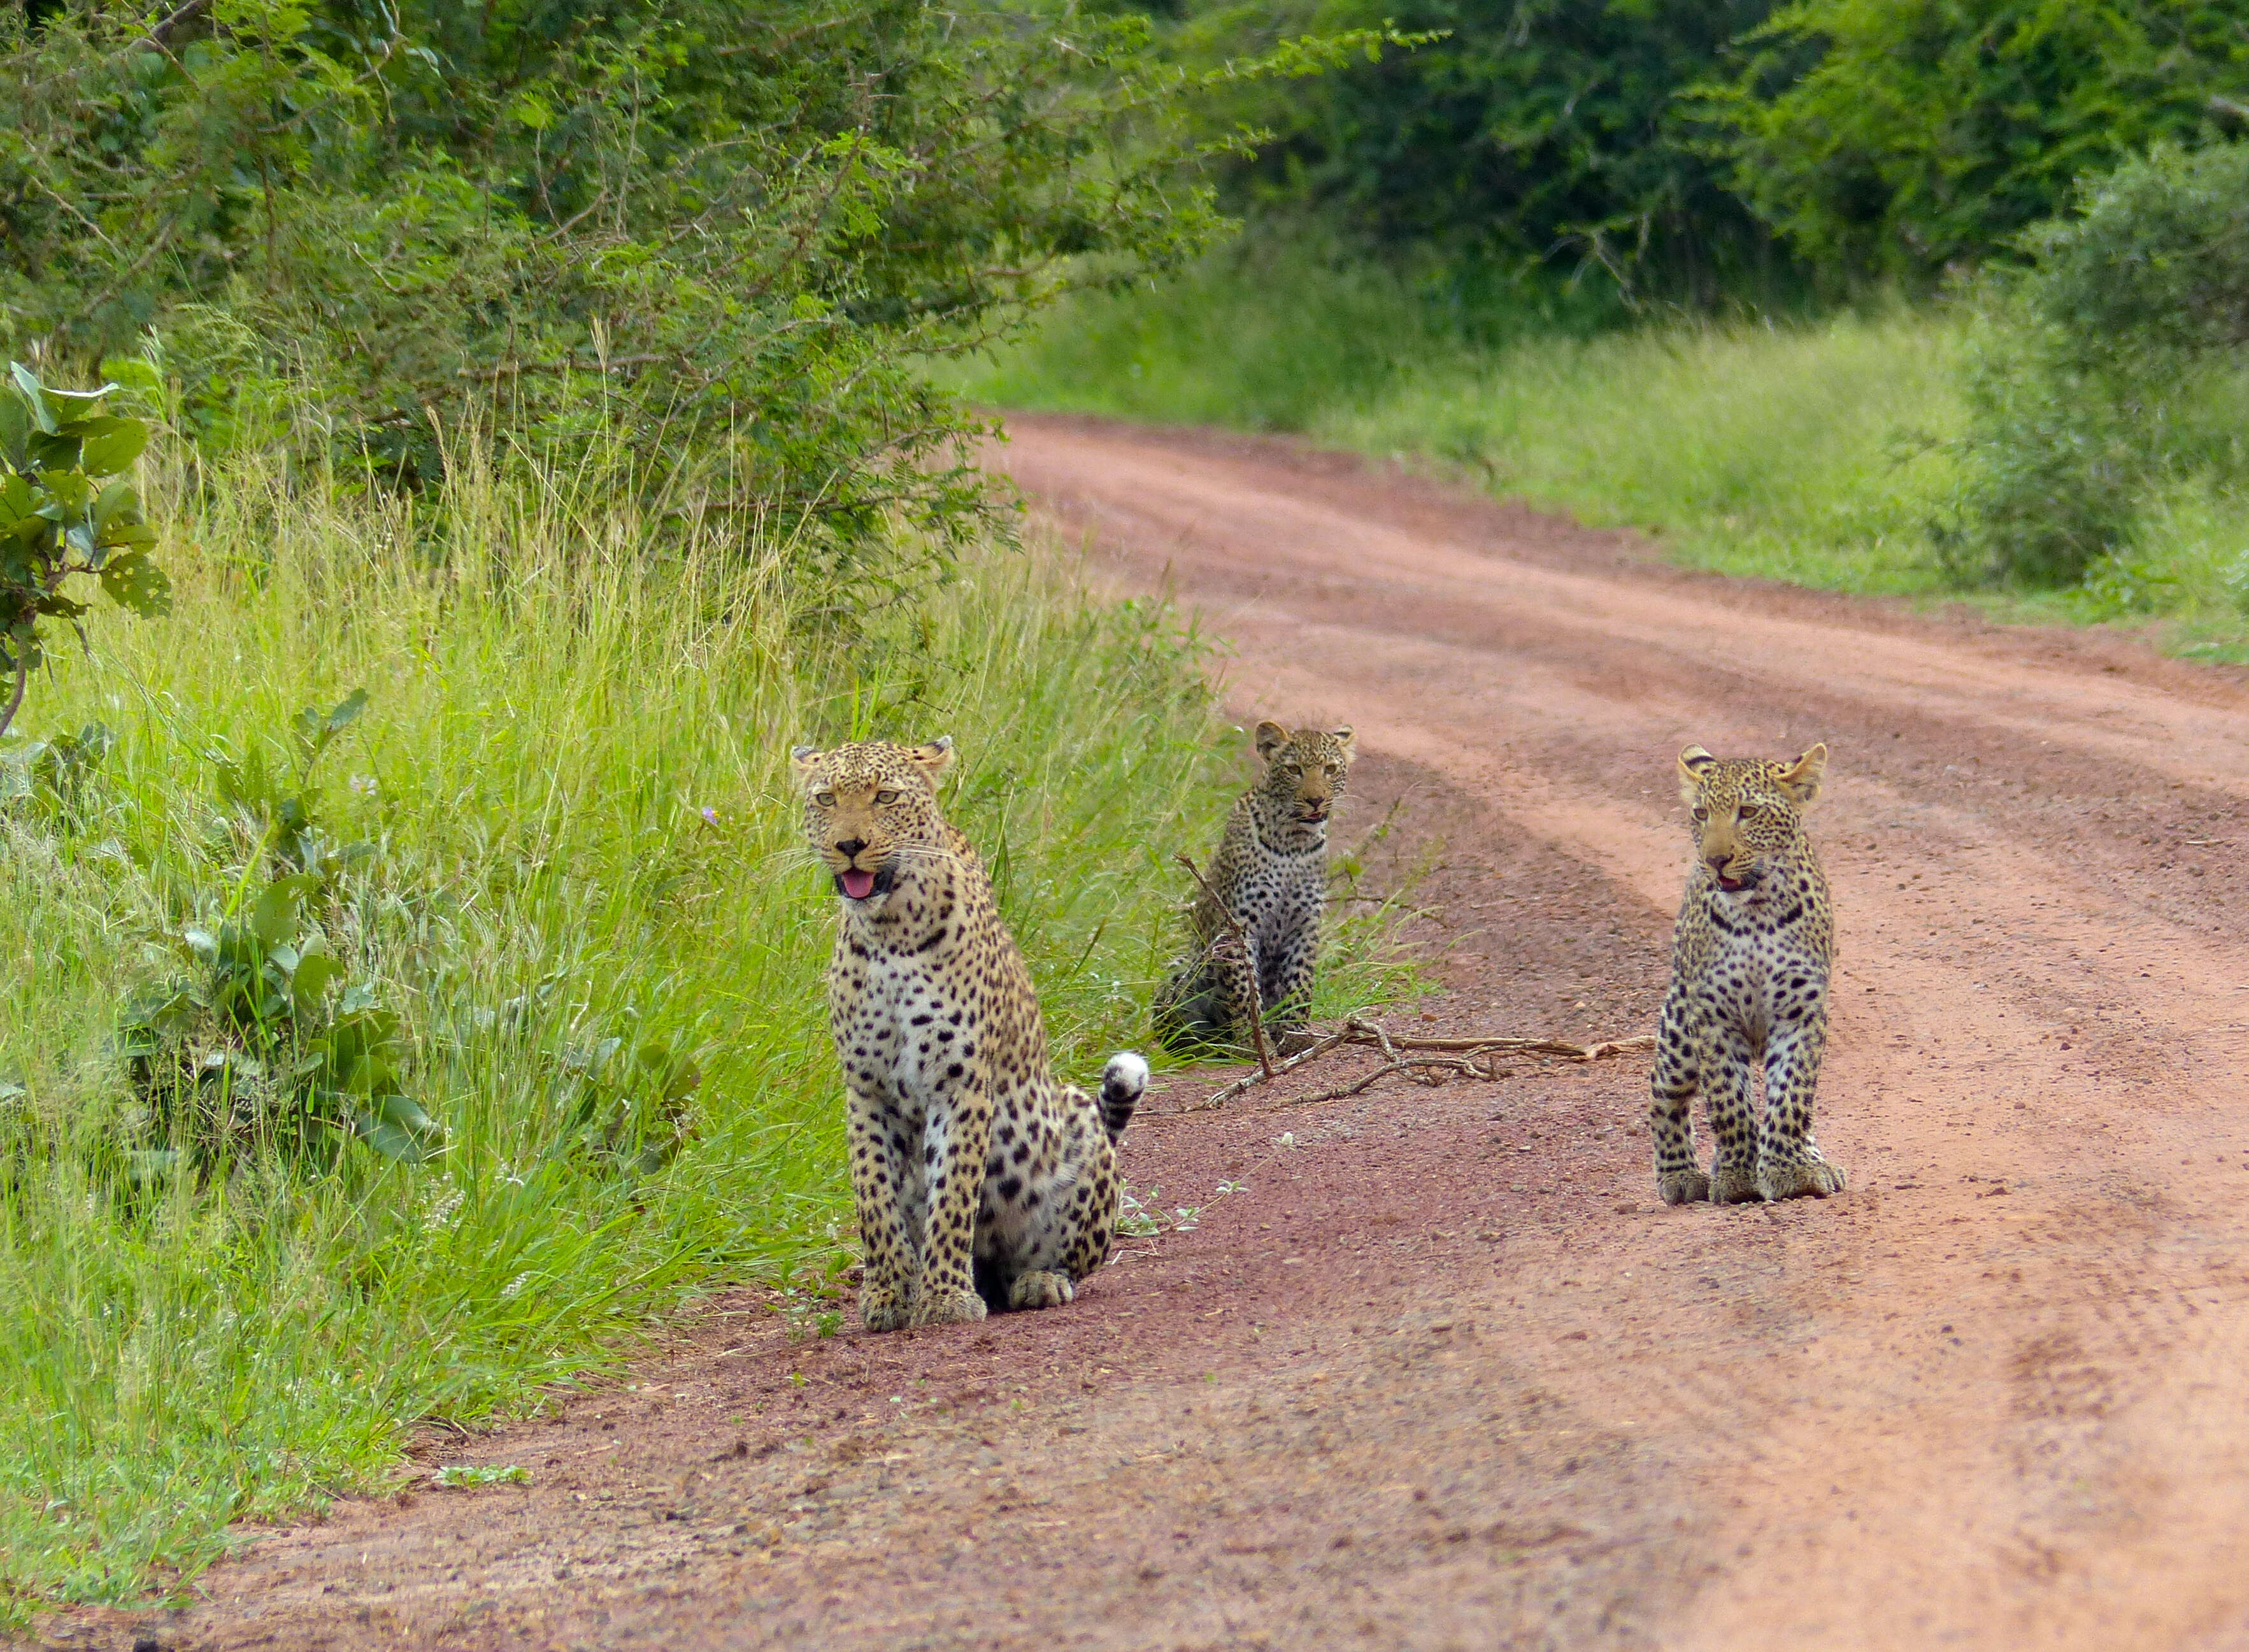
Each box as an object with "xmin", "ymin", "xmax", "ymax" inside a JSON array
[
  {"xmin": 1681, "ymin": 894, "xmax": 1829, "ymax": 1038},
  {"xmin": 1227, "ymin": 846, "xmax": 1323, "ymax": 939},
  {"xmin": 831, "ymin": 941, "xmax": 991, "ymax": 1114}
]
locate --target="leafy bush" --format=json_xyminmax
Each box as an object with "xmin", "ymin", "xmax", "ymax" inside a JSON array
[
  {"xmin": 1705, "ymin": 0, "xmax": 2249, "ymax": 284},
  {"xmin": 1948, "ymin": 141, "xmax": 2249, "ymax": 585},
  {"xmin": 0, "ymin": 363, "xmax": 165, "ymax": 738},
  {"xmin": 1172, "ymin": 0, "xmax": 1789, "ymax": 306},
  {"xmin": 0, "ymin": 0, "xmax": 1395, "ymax": 555},
  {"xmin": 114, "ymin": 688, "xmax": 442, "ymax": 1178}
]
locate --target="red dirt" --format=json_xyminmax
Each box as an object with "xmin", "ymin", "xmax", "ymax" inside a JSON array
[{"xmin": 40, "ymin": 415, "xmax": 2249, "ymax": 1651}]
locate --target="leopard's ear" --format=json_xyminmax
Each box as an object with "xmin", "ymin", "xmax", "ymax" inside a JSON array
[
  {"xmin": 1774, "ymin": 742, "xmax": 1827, "ymax": 807},
  {"xmin": 1253, "ymin": 720, "xmax": 1291, "ymax": 761},
  {"xmin": 1331, "ymin": 725, "xmax": 1357, "ymax": 765},
  {"xmin": 791, "ymin": 744, "xmax": 825, "ymax": 776},
  {"xmin": 1676, "ymin": 744, "xmax": 1716, "ymax": 806},
  {"xmin": 908, "ymin": 734, "xmax": 955, "ymax": 779}
]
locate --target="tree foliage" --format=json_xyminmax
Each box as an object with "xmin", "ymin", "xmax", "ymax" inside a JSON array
[
  {"xmin": 1950, "ymin": 141, "xmax": 2249, "ymax": 585},
  {"xmin": 0, "ymin": 362, "xmax": 164, "ymax": 739},
  {"xmin": 1176, "ymin": 0, "xmax": 1788, "ymax": 306},
  {"xmin": 0, "ymin": 0, "xmax": 1389, "ymax": 548},
  {"xmin": 1704, "ymin": 0, "xmax": 2249, "ymax": 284}
]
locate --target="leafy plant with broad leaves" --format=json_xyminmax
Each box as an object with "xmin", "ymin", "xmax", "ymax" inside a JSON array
[
  {"xmin": 0, "ymin": 362, "xmax": 164, "ymax": 739},
  {"xmin": 118, "ymin": 689, "xmax": 441, "ymax": 1178}
]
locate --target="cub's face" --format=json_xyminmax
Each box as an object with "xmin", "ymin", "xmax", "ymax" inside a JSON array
[
  {"xmin": 1676, "ymin": 742, "xmax": 1826, "ymax": 899},
  {"xmin": 790, "ymin": 736, "xmax": 955, "ymax": 911},
  {"xmin": 1253, "ymin": 719, "xmax": 1356, "ymax": 843}
]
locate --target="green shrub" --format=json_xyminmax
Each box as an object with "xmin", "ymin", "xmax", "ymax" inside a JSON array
[
  {"xmin": 1703, "ymin": 0, "xmax": 2248, "ymax": 284},
  {"xmin": 1950, "ymin": 141, "xmax": 2249, "ymax": 585},
  {"xmin": 0, "ymin": 1, "xmax": 1401, "ymax": 555}
]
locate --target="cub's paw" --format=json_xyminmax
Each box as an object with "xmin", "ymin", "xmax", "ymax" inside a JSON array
[
  {"xmin": 1008, "ymin": 1270, "xmax": 1076, "ymax": 1311},
  {"xmin": 860, "ymin": 1288, "xmax": 913, "ymax": 1333},
  {"xmin": 1708, "ymin": 1164, "xmax": 1764, "ymax": 1205},
  {"xmin": 908, "ymin": 1288, "xmax": 989, "ymax": 1328},
  {"xmin": 1274, "ymin": 1028, "xmax": 1324, "ymax": 1058},
  {"xmin": 1657, "ymin": 1169, "xmax": 1710, "ymax": 1206},
  {"xmin": 1757, "ymin": 1155, "xmax": 1845, "ymax": 1202}
]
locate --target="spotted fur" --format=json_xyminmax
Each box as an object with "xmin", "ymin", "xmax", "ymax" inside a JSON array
[
  {"xmin": 1153, "ymin": 720, "xmax": 1355, "ymax": 1050},
  {"xmin": 792, "ymin": 736, "xmax": 1147, "ymax": 1330},
  {"xmin": 1650, "ymin": 742, "xmax": 1845, "ymax": 1205}
]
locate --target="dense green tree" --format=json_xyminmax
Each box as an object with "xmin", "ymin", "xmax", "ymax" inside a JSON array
[
  {"xmin": 1174, "ymin": 0, "xmax": 1791, "ymax": 306},
  {"xmin": 0, "ymin": 0, "xmax": 1379, "ymax": 546},
  {"xmin": 1706, "ymin": 0, "xmax": 2249, "ymax": 283}
]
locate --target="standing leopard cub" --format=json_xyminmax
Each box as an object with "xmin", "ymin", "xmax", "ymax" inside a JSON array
[
  {"xmin": 1650, "ymin": 742, "xmax": 1845, "ymax": 1206},
  {"xmin": 793, "ymin": 735, "xmax": 1146, "ymax": 1329},
  {"xmin": 1153, "ymin": 720, "xmax": 1355, "ymax": 1051}
]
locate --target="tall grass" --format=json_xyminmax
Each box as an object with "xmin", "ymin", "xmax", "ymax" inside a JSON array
[
  {"xmin": 955, "ymin": 255, "xmax": 2249, "ymax": 655},
  {"xmin": 0, "ymin": 444, "xmax": 1239, "ymax": 1618}
]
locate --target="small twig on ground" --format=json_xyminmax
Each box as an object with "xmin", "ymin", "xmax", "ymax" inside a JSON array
[
  {"xmin": 1191, "ymin": 1013, "xmax": 1656, "ymax": 1110},
  {"xmin": 1189, "ymin": 1028, "xmax": 1350, "ymax": 1111},
  {"xmin": 1175, "ymin": 851, "xmax": 1277, "ymax": 1081}
]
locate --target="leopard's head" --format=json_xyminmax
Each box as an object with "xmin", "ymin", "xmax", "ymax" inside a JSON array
[
  {"xmin": 1253, "ymin": 720, "xmax": 1355, "ymax": 846},
  {"xmin": 1676, "ymin": 742, "xmax": 1827, "ymax": 899},
  {"xmin": 790, "ymin": 736, "xmax": 955, "ymax": 911}
]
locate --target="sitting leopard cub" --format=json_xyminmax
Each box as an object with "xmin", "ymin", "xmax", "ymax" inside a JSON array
[
  {"xmin": 792, "ymin": 735, "xmax": 1148, "ymax": 1329},
  {"xmin": 1153, "ymin": 720, "xmax": 1355, "ymax": 1051},
  {"xmin": 1650, "ymin": 741, "xmax": 1845, "ymax": 1206}
]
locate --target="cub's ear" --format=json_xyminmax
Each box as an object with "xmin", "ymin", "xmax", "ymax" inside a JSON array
[
  {"xmin": 1676, "ymin": 744, "xmax": 1716, "ymax": 807},
  {"xmin": 1253, "ymin": 720, "xmax": 1291, "ymax": 761},
  {"xmin": 1331, "ymin": 725, "xmax": 1357, "ymax": 765},
  {"xmin": 1774, "ymin": 742, "xmax": 1827, "ymax": 806},
  {"xmin": 908, "ymin": 734, "xmax": 956, "ymax": 778},
  {"xmin": 791, "ymin": 744, "xmax": 824, "ymax": 775}
]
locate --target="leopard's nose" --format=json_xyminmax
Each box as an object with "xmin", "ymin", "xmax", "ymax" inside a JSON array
[{"xmin": 834, "ymin": 837, "xmax": 867, "ymax": 860}]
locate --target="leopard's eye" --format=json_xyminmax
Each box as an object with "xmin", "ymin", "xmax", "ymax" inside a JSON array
[
  {"xmin": 874, "ymin": 788, "xmax": 900, "ymax": 805},
  {"xmin": 1739, "ymin": 804, "xmax": 1761, "ymax": 820},
  {"xmin": 814, "ymin": 791, "xmax": 837, "ymax": 807},
  {"xmin": 1691, "ymin": 808, "xmax": 1708, "ymax": 822}
]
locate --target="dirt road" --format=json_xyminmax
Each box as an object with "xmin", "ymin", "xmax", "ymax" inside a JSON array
[{"xmin": 53, "ymin": 417, "xmax": 2249, "ymax": 1651}]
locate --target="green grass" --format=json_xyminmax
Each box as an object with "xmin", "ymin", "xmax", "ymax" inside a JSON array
[
  {"xmin": 0, "ymin": 445, "xmax": 1246, "ymax": 1620},
  {"xmin": 952, "ymin": 252, "xmax": 2249, "ymax": 655}
]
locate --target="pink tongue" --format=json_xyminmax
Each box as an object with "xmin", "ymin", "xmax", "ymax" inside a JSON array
[{"xmin": 841, "ymin": 869, "xmax": 876, "ymax": 899}]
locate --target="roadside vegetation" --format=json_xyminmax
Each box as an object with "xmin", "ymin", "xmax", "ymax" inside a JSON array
[
  {"xmin": 0, "ymin": 0, "xmax": 1441, "ymax": 1623},
  {"xmin": 955, "ymin": 1, "xmax": 2249, "ymax": 661}
]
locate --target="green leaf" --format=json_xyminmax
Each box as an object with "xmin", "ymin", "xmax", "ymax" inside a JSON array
[
  {"xmin": 78, "ymin": 420, "xmax": 147, "ymax": 477},
  {"xmin": 324, "ymin": 689, "xmax": 368, "ymax": 734},
  {"xmin": 10, "ymin": 363, "xmax": 56, "ymax": 434},
  {"xmin": 38, "ymin": 470, "xmax": 89, "ymax": 511},
  {"xmin": 28, "ymin": 432, "xmax": 82, "ymax": 472},
  {"xmin": 0, "ymin": 395, "xmax": 27, "ymax": 468},
  {"xmin": 290, "ymin": 952, "xmax": 346, "ymax": 1011},
  {"xmin": 99, "ymin": 551, "xmax": 172, "ymax": 616},
  {"xmin": 353, "ymin": 1094, "xmax": 440, "ymax": 1162},
  {"xmin": 250, "ymin": 874, "xmax": 320, "ymax": 949}
]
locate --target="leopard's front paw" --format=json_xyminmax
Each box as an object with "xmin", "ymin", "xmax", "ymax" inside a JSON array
[
  {"xmin": 1708, "ymin": 1164, "xmax": 1764, "ymax": 1204},
  {"xmin": 908, "ymin": 1288, "xmax": 988, "ymax": 1328},
  {"xmin": 1007, "ymin": 1270, "xmax": 1076, "ymax": 1311},
  {"xmin": 860, "ymin": 1286, "xmax": 913, "ymax": 1333},
  {"xmin": 1758, "ymin": 1153, "xmax": 1845, "ymax": 1201},
  {"xmin": 1657, "ymin": 1169, "xmax": 1710, "ymax": 1206}
]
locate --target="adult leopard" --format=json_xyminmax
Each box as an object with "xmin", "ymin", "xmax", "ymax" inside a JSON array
[
  {"xmin": 792, "ymin": 735, "xmax": 1146, "ymax": 1329},
  {"xmin": 1650, "ymin": 742, "xmax": 1846, "ymax": 1206}
]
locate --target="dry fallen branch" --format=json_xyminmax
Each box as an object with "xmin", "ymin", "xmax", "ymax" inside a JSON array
[{"xmin": 1193, "ymin": 1013, "xmax": 1655, "ymax": 1111}]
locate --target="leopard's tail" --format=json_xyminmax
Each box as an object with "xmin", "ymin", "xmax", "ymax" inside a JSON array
[{"xmin": 1099, "ymin": 1052, "xmax": 1149, "ymax": 1144}]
